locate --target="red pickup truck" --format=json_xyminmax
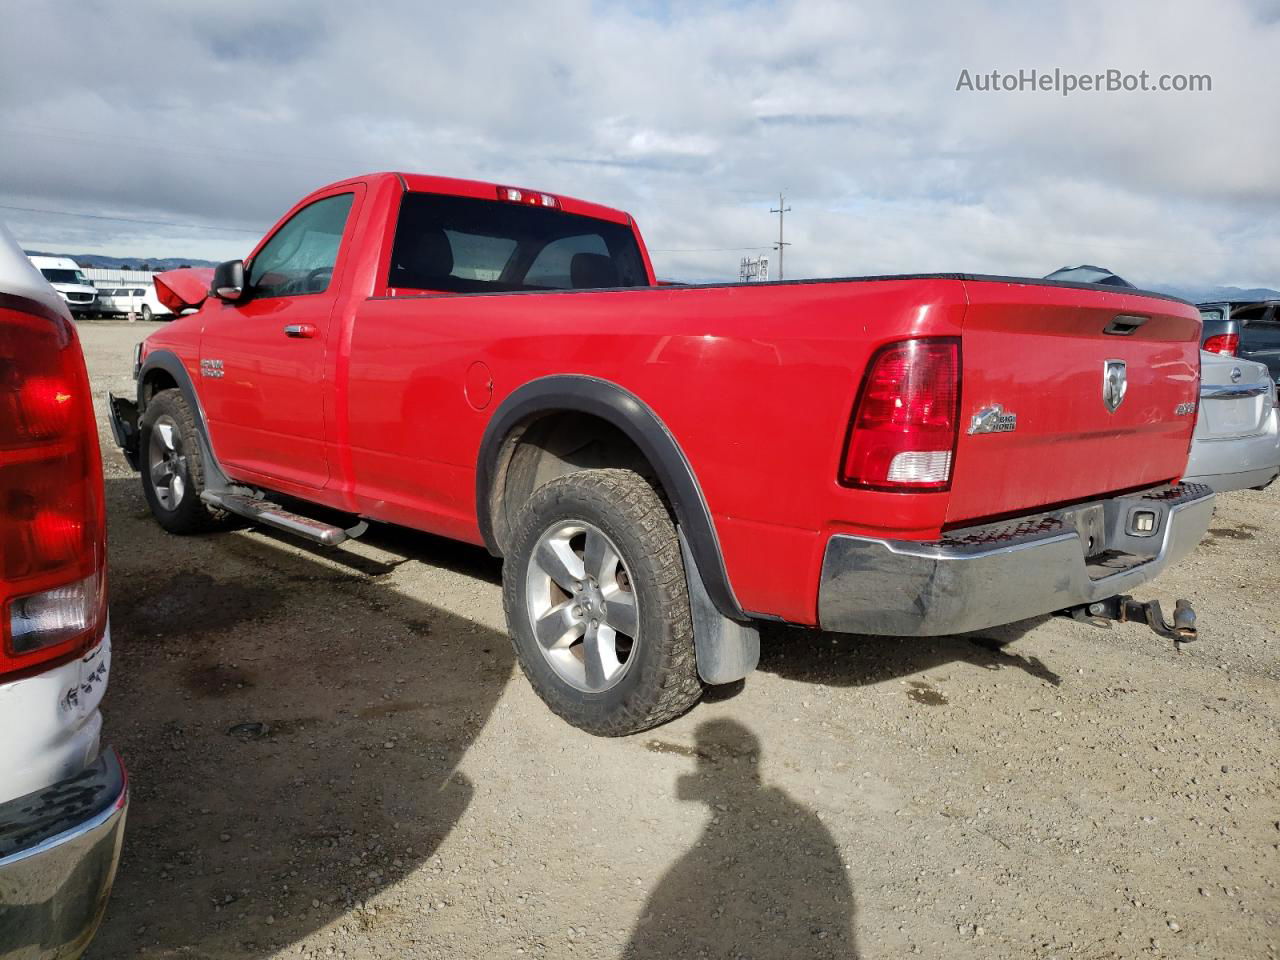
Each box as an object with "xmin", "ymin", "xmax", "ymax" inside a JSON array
[{"xmin": 110, "ymin": 172, "xmax": 1213, "ymax": 735}]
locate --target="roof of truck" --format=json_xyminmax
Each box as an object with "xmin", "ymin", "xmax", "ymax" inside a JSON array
[
  {"xmin": 26, "ymin": 255, "xmax": 82, "ymax": 269},
  {"xmin": 317, "ymin": 172, "xmax": 636, "ymax": 226}
]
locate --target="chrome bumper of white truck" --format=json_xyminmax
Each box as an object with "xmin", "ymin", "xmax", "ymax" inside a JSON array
[{"xmin": 0, "ymin": 749, "xmax": 128, "ymax": 960}]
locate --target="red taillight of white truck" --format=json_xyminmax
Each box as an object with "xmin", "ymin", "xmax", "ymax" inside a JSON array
[
  {"xmin": 0, "ymin": 305, "xmax": 106, "ymax": 678},
  {"xmin": 840, "ymin": 338, "xmax": 961, "ymax": 490}
]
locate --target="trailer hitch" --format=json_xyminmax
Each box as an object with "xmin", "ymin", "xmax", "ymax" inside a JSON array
[{"xmin": 1065, "ymin": 596, "xmax": 1198, "ymax": 650}]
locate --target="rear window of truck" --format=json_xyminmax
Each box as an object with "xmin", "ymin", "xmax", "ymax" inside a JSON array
[{"xmin": 388, "ymin": 192, "xmax": 649, "ymax": 294}]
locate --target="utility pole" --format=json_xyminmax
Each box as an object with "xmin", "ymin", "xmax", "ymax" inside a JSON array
[{"xmin": 770, "ymin": 193, "xmax": 791, "ymax": 280}]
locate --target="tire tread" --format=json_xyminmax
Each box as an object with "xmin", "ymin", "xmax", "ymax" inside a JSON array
[
  {"xmin": 140, "ymin": 389, "xmax": 229, "ymax": 534},
  {"xmin": 503, "ymin": 468, "xmax": 704, "ymax": 735}
]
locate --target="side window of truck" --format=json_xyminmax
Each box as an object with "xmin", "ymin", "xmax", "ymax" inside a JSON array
[{"xmin": 247, "ymin": 193, "xmax": 354, "ymax": 299}]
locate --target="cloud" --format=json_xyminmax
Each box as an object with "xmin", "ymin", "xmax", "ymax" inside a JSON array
[{"xmin": 0, "ymin": 0, "xmax": 1275, "ymax": 291}]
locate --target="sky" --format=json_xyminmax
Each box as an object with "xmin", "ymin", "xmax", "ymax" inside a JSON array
[{"xmin": 1, "ymin": 0, "xmax": 1277, "ymax": 291}]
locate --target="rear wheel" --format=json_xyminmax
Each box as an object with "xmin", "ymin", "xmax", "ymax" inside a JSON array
[
  {"xmin": 502, "ymin": 468, "xmax": 704, "ymax": 735},
  {"xmin": 141, "ymin": 304, "xmax": 153, "ymax": 322},
  {"xmin": 139, "ymin": 389, "xmax": 228, "ymax": 534}
]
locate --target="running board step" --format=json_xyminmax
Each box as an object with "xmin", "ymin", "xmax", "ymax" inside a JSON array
[{"xmin": 201, "ymin": 492, "xmax": 367, "ymax": 547}]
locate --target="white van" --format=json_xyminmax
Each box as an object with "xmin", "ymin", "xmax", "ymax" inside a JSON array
[
  {"xmin": 93, "ymin": 282, "xmax": 172, "ymax": 321},
  {"xmin": 93, "ymin": 285, "xmax": 137, "ymax": 316},
  {"xmin": 27, "ymin": 255, "xmax": 98, "ymax": 316}
]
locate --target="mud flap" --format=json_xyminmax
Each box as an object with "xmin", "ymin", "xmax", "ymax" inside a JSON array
[
  {"xmin": 107, "ymin": 393, "xmax": 140, "ymax": 470},
  {"xmin": 678, "ymin": 529, "xmax": 760, "ymax": 684}
]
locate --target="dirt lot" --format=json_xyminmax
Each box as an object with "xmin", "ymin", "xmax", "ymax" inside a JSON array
[{"xmin": 80, "ymin": 321, "xmax": 1277, "ymax": 959}]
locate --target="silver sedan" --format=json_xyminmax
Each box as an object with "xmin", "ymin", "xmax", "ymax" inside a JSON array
[{"xmin": 1184, "ymin": 350, "xmax": 1280, "ymax": 492}]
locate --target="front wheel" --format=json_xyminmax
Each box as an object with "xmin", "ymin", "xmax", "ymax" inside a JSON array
[
  {"xmin": 502, "ymin": 468, "xmax": 704, "ymax": 736},
  {"xmin": 139, "ymin": 389, "xmax": 228, "ymax": 534},
  {"xmin": 141, "ymin": 304, "xmax": 153, "ymax": 322}
]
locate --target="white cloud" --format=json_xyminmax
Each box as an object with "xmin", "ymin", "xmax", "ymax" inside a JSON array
[{"xmin": 0, "ymin": 0, "xmax": 1275, "ymax": 292}]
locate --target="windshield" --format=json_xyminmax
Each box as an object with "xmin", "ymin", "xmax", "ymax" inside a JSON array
[
  {"xmin": 388, "ymin": 192, "xmax": 650, "ymax": 294},
  {"xmin": 40, "ymin": 267, "xmax": 90, "ymax": 285}
]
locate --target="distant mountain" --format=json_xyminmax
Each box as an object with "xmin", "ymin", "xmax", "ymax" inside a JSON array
[
  {"xmin": 24, "ymin": 250, "xmax": 218, "ymax": 271},
  {"xmin": 1044, "ymin": 266, "xmax": 1279, "ymax": 305},
  {"xmin": 1154, "ymin": 284, "xmax": 1280, "ymax": 304}
]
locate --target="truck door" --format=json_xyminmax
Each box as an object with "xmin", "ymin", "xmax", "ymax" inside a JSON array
[{"xmin": 199, "ymin": 187, "xmax": 360, "ymax": 490}]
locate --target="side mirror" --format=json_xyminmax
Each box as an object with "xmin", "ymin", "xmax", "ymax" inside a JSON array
[{"xmin": 211, "ymin": 260, "xmax": 245, "ymax": 302}]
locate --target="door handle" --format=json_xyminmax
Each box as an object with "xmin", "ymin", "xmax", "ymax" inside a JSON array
[{"xmin": 283, "ymin": 323, "xmax": 318, "ymax": 339}]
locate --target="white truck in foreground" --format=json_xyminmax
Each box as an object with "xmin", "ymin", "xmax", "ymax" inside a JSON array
[{"xmin": 0, "ymin": 226, "xmax": 126, "ymax": 959}]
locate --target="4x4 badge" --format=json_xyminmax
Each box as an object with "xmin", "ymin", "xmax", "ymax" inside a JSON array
[
  {"xmin": 1103, "ymin": 359, "xmax": 1127, "ymax": 413},
  {"xmin": 968, "ymin": 403, "xmax": 1017, "ymax": 435}
]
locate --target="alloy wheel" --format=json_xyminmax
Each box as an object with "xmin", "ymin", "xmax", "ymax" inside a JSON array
[
  {"xmin": 524, "ymin": 520, "xmax": 639, "ymax": 692},
  {"xmin": 147, "ymin": 415, "xmax": 188, "ymax": 510}
]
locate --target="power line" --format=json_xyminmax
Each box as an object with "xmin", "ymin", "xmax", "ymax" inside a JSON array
[
  {"xmin": 0, "ymin": 203, "xmax": 263, "ymax": 235},
  {"xmin": 770, "ymin": 193, "xmax": 791, "ymax": 280},
  {"xmin": 649, "ymin": 245, "xmax": 773, "ymax": 252}
]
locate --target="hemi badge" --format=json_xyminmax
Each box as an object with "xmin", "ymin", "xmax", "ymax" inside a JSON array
[{"xmin": 968, "ymin": 403, "xmax": 1017, "ymax": 435}]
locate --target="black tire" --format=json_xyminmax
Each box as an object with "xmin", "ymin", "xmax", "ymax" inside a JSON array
[
  {"xmin": 141, "ymin": 304, "xmax": 153, "ymax": 322},
  {"xmin": 139, "ymin": 389, "xmax": 228, "ymax": 534},
  {"xmin": 502, "ymin": 468, "xmax": 704, "ymax": 736}
]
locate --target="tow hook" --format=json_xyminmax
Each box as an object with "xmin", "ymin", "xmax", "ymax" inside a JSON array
[{"xmin": 1066, "ymin": 596, "xmax": 1198, "ymax": 650}]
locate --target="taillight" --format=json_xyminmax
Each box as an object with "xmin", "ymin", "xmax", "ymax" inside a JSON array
[
  {"xmin": 840, "ymin": 338, "xmax": 961, "ymax": 490},
  {"xmin": 1, "ymin": 306, "xmax": 106, "ymax": 678},
  {"xmin": 1203, "ymin": 333, "xmax": 1239, "ymax": 356},
  {"xmin": 10, "ymin": 571, "xmax": 103, "ymax": 655}
]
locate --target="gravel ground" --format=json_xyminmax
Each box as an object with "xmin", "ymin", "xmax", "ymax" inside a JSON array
[{"xmin": 80, "ymin": 321, "xmax": 1277, "ymax": 959}]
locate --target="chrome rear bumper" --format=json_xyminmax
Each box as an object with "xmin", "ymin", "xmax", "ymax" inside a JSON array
[
  {"xmin": 818, "ymin": 483, "xmax": 1214, "ymax": 636},
  {"xmin": 0, "ymin": 749, "xmax": 128, "ymax": 960}
]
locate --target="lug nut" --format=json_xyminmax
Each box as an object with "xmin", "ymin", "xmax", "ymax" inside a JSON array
[{"xmin": 572, "ymin": 606, "xmax": 583, "ymax": 617}]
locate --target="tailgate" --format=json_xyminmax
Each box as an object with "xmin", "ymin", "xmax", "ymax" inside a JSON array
[
  {"xmin": 1195, "ymin": 350, "xmax": 1273, "ymax": 441},
  {"xmin": 947, "ymin": 280, "xmax": 1201, "ymax": 525},
  {"xmin": 153, "ymin": 267, "xmax": 213, "ymax": 313}
]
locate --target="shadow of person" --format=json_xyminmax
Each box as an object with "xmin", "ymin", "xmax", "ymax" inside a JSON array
[
  {"xmin": 88, "ymin": 476, "xmax": 514, "ymax": 958},
  {"xmin": 624, "ymin": 719, "xmax": 857, "ymax": 959}
]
